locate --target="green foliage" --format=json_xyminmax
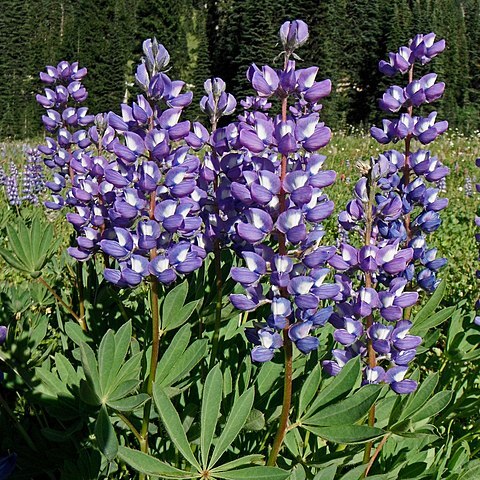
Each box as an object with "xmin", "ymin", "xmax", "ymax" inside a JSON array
[{"xmin": 0, "ymin": 213, "xmax": 60, "ymax": 278}]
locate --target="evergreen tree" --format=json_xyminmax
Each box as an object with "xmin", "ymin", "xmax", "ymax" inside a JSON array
[
  {"xmin": 190, "ymin": 1, "xmax": 212, "ymax": 122},
  {"xmin": 432, "ymin": 0, "xmax": 469, "ymax": 127}
]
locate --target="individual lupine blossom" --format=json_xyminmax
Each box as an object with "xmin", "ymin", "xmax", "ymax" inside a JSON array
[
  {"xmin": 220, "ymin": 20, "xmax": 338, "ymax": 362},
  {"xmin": 22, "ymin": 148, "xmax": 46, "ymax": 204},
  {"xmin": 323, "ymin": 156, "xmax": 421, "ymax": 394},
  {"xmin": 64, "ymin": 38, "xmax": 208, "ymax": 287},
  {"xmin": 370, "ymin": 33, "xmax": 449, "ymax": 293},
  {"xmin": 36, "ymin": 61, "xmax": 94, "ymax": 210}
]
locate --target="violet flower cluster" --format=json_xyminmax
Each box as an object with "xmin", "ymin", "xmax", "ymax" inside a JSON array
[
  {"xmin": 371, "ymin": 32, "xmax": 449, "ymax": 292},
  {"xmin": 217, "ymin": 21, "xmax": 339, "ymax": 361},
  {"xmin": 0, "ymin": 149, "xmax": 45, "ymax": 206},
  {"xmin": 37, "ymin": 41, "xmax": 209, "ymax": 287},
  {"xmin": 37, "ymin": 61, "xmax": 94, "ymax": 212},
  {"xmin": 324, "ymin": 157, "xmax": 421, "ymax": 394},
  {"xmin": 322, "ymin": 33, "xmax": 449, "ymax": 394}
]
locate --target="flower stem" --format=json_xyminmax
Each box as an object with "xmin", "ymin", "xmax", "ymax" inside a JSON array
[
  {"xmin": 267, "ymin": 329, "xmax": 293, "ymax": 466},
  {"xmin": 139, "ymin": 276, "xmax": 161, "ymax": 459},
  {"xmin": 362, "ymin": 433, "xmax": 390, "ymax": 477},
  {"xmin": 363, "ymin": 168, "xmax": 377, "ymax": 465},
  {"xmin": 209, "ymin": 134, "xmax": 223, "ymax": 367},
  {"xmin": 76, "ymin": 262, "xmax": 86, "ymax": 330},
  {"xmin": 403, "ymin": 65, "xmax": 414, "ymax": 242},
  {"xmin": 139, "ymin": 191, "xmax": 162, "ymax": 470},
  {"xmin": 267, "ymin": 81, "xmax": 293, "ymax": 465},
  {"xmin": 209, "ymin": 238, "xmax": 223, "ymax": 368},
  {"xmin": 38, "ymin": 276, "xmax": 86, "ymax": 330}
]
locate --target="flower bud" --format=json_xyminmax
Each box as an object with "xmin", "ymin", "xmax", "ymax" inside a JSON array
[{"xmin": 279, "ymin": 20, "xmax": 309, "ymax": 53}]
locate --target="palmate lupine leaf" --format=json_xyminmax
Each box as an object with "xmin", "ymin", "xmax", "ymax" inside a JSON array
[
  {"xmin": 95, "ymin": 405, "xmax": 119, "ymax": 462},
  {"xmin": 79, "ymin": 321, "xmax": 142, "ymax": 408},
  {"xmin": 302, "ymin": 425, "xmax": 386, "ymax": 444},
  {"xmin": 390, "ymin": 372, "xmax": 439, "ymax": 427},
  {"xmin": 212, "ymin": 466, "xmax": 290, "ymax": 479},
  {"xmin": 298, "ymin": 363, "xmax": 322, "ymax": 417},
  {"xmin": 302, "ymin": 384, "xmax": 384, "ymax": 427},
  {"xmin": 150, "ymin": 379, "xmax": 281, "ymax": 479},
  {"xmin": 0, "ymin": 214, "xmax": 59, "ymax": 277},
  {"xmin": 208, "ymin": 388, "xmax": 255, "ymax": 469},
  {"xmin": 413, "ymin": 279, "xmax": 445, "ymax": 325}
]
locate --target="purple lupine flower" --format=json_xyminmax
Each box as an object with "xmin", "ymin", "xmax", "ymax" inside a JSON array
[
  {"xmin": 219, "ymin": 21, "xmax": 338, "ymax": 361},
  {"xmin": 36, "ymin": 48, "xmax": 208, "ymax": 286},
  {"xmin": 323, "ymin": 33, "xmax": 448, "ymax": 393}
]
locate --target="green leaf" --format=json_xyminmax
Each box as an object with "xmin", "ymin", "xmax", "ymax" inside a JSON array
[
  {"xmin": 410, "ymin": 390, "xmax": 452, "ymax": 423},
  {"xmin": 114, "ymin": 352, "xmax": 143, "ymax": 387},
  {"xmin": 98, "ymin": 330, "xmax": 116, "ymax": 396},
  {"xmin": 313, "ymin": 465, "xmax": 337, "ymax": 480},
  {"xmin": 7, "ymin": 223, "xmax": 29, "ymax": 267},
  {"xmin": 65, "ymin": 321, "xmax": 89, "ymax": 346},
  {"xmin": 0, "ymin": 246, "xmax": 29, "ymax": 272},
  {"xmin": 108, "ymin": 393, "xmax": 149, "ymax": 412},
  {"xmin": 243, "ymin": 409, "xmax": 265, "ymax": 431},
  {"xmin": 162, "ymin": 280, "xmax": 189, "ymax": 330},
  {"xmin": 458, "ymin": 459, "xmax": 480, "ymax": 480},
  {"xmin": 255, "ymin": 362, "xmax": 282, "ymax": 396},
  {"xmin": 413, "ymin": 280, "xmax": 445, "ymax": 325},
  {"xmin": 298, "ymin": 364, "xmax": 322, "ymax": 417},
  {"xmin": 153, "ymin": 384, "xmax": 201, "ymax": 470},
  {"xmin": 117, "ymin": 446, "xmax": 194, "ymax": 479},
  {"xmin": 213, "ymin": 466, "xmax": 290, "ymax": 479},
  {"xmin": 80, "ymin": 342, "xmax": 101, "ymax": 399},
  {"xmin": 164, "ymin": 300, "xmax": 199, "ymax": 332},
  {"xmin": 113, "ymin": 321, "xmax": 132, "ymax": 370},
  {"xmin": 411, "ymin": 306, "xmax": 456, "ymax": 336},
  {"xmin": 54, "ymin": 352, "xmax": 79, "ymax": 387},
  {"xmin": 209, "ymin": 388, "xmax": 255, "ymax": 469},
  {"xmin": 303, "ymin": 357, "xmax": 361, "ymax": 420},
  {"xmin": 302, "ymin": 425, "xmax": 385, "ymax": 444},
  {"xmin": 95, "ymin": 406, "xmax": 118, "ymax": 462},
  {"xmin": 160, "ymin": 339, "xmax": 208, "ymax": 387},
  {"xmin": 156, "ymin": 324, "xmax": 191, "ymax": 384},
  {"xmin": 304, "ymin": 384, "xmax": 383, "ymax": 427},
  {"xmin": 201, "ymin": 364, "xmax": 223, "ymax": 468},
  {"xmin": 211, "ymin": 455, "xmax": 264, "ymax": 472}
]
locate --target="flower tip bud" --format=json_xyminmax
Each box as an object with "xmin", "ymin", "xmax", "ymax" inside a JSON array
[{"xmin": 279, "ymin": 19, "xmax": 309, "ymax": 53}]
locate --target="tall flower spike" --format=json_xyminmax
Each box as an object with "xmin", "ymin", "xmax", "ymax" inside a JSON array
[
  {"xmin": 371, "ymin": 33, "xmax": 448, "ymax": 293},
  {"xmin": 37, "ymin": 45, "xmax": 208, "ymax": 286},
  {"xmin": 324, "ymin": 155, "xmax": 419, "ymax": 396},
  {"xmin": 220, "ymin": 21, "xmax": 337, "ymax": 363}
]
